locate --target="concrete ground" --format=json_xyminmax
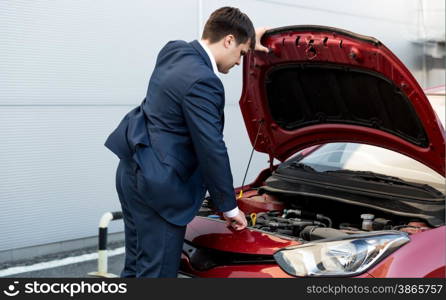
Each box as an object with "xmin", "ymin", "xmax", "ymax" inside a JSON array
[
  {"xmin": 7, "ymin": 253, "xmax": 125, "ymax": 278},
  {"xmin": 1, "ymin": 242, "xmax": 188, "ymax": 278}
]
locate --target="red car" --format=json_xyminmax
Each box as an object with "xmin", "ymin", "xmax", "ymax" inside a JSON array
[{"xmin": 179, "ymin": 26, "xmax": 445, "ymax": 278}]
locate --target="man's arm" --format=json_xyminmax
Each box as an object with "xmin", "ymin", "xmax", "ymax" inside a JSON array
[{"xmin": 182, "ymin": 76, "xmax": 246, "ymax": 230}]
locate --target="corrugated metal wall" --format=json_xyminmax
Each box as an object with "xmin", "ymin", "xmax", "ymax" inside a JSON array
[
  {"xmin": 0, "ymin": 0, "xmax": 198, "ymax": 252},
  {"xmin": 0, "ymin": 0, "xmax": 443, "ymax": 254}
]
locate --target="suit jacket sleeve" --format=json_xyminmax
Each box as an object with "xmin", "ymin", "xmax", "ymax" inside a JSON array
[{"xmin": 181, "ymin": 76, "xmax": 237, "ymax": 213}]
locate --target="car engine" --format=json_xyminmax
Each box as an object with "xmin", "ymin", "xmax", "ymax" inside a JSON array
[{"xmin": 201, "ymin": 189, "xmax": 434, "ymax": 242}]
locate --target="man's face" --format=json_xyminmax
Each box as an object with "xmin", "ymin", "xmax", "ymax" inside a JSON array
[{"xmin": 217, "ymin": 36, "xmax": 251, "ymax": 74}]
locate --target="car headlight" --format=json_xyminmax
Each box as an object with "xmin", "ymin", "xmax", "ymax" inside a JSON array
[{"xmin": 273, "ymin": 231, "xmax": 410, "ymax": 277}]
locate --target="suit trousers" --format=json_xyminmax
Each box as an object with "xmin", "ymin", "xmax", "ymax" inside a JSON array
[{"xmin": 115, "ymin": 158, "xmax": 186, "ymax": 278}]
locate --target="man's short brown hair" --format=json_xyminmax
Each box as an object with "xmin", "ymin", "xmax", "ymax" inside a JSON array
[{"xmin": 202, "ymin": 7, "xmax": 255, "ymax": 49}]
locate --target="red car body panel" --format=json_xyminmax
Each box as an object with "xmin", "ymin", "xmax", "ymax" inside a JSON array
[
  {"xmin": 239, "ymin": 26, "xmax": 445, "ymax": 175},
  {"xmin": 180, "ymin": 257, "xmax": 294, "ymax": 278},
  {"xmin": 366, "ymin": 226, "xmax": 445, "ymax": 278},
  {"xmin": 180, "ymin": 256, "xmax": 375, "ymax": 278},
  {"xmin": 180, "ymin": 254, "xmax": 375, "ymax": 278}
]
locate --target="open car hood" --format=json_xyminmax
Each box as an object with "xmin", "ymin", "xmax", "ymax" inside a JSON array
[{"xmin": 239, "ymin": 26, "xmax": 445, "ymax": 175}]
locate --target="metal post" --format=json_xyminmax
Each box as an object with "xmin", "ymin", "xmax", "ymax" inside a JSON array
[{"xmin": 88, "ymin": 211, "xmax": 123, "ymax": 278}]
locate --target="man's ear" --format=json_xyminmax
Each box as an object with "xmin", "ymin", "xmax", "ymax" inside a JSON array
[{"xmin": 223, "ymin": 35, "xmax": 235, "ymax": 49}]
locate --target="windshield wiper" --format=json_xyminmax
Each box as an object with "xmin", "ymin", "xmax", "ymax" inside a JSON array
[{"xmin": 287, "ymin": 162, "xmax": 316, "ymax": 172}]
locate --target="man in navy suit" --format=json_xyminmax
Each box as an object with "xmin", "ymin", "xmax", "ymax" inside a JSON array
[{"xmin": 105, "ymin": 7, "xmax": 268, "ymax": 277}]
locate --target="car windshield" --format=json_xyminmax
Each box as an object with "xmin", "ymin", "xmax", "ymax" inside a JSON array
[{"xmin": 292, "ymin": 142, "xmax": 445, "ymax": 194}]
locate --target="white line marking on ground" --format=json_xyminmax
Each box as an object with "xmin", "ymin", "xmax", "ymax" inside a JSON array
[{"xmin": 0, "ymin": 247, "xmax": 125, "ymax": 277}]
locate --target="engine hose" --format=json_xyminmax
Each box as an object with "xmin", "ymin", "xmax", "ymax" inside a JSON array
[
  {"xmin": 284, "ymin": 209, "xmax": 333, "ymax": 228},
  {"xmin": 287, "ymin": 220, "xmax": 325, "ymax": 228},
  {"xmin": 300, "ymin": 226, "xmax": 348, "ymax": 241},
  {"xmin": 317, "ymin": 215, "xmax": 333, "ymax": 228}
]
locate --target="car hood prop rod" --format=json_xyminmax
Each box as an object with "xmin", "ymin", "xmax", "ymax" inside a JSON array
[{"xmin": 238, "ymin": 120, "xmax": 264, "ymax": 199}]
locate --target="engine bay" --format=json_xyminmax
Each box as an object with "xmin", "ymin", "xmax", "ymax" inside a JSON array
[{"xmin": 201, "ymin": 189, "xmax": 434, "ymax": 242}]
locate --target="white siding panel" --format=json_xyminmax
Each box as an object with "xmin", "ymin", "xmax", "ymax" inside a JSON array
[
  {"xmin": 0, "ymin": 0, "xmax": 198, "ymax": 106},
  {"xmin": 0, "ymin": 106, "xmax": 130, "ymax": 251},
  {"xmin": 0, "ymin": 0, "xmax": 198, "ymax": 252}
]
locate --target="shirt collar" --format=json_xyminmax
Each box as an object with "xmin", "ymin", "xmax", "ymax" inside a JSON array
[{"xmin": 199, "ymin": 40, "xmax": 219, "ymax": 76}]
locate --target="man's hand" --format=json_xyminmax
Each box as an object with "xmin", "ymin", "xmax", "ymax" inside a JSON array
[
  {"xmin": 255, "ymin": 27, "xmax": 270, "ymax": 53},
  {"xmin": 224, "ymin": 210, "xmax": 247, "ymax": 231}
]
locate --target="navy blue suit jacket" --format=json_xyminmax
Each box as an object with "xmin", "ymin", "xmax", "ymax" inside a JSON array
[{"xmin": 105, "ymin": 40, "xmax": 237, "ymax": 226}]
